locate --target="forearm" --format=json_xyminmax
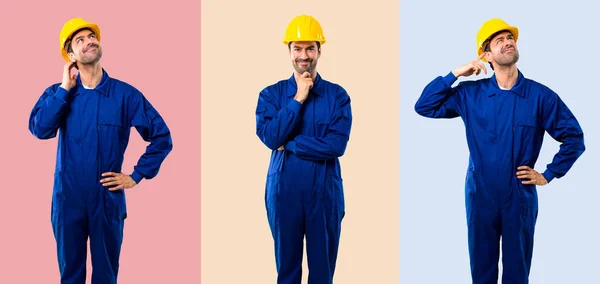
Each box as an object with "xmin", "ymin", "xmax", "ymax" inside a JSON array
[
  {"xmin": 29, "ymin": 86, "xmax": 71, "ymax": 139},
  {"xmin": 543, "ymin": 135, "xmax": 585, "ymax": 183},
  {"xmin": 414, "ymin": 72, "xmax": 461, "ymax": 118},
  {"xmin": 256, "ymin": 99, "xmax": 303, "ymax": 150},
  {"xmin": 131, "ymin": 132, "xmax": 173, "ymax": 183},
  {"xmin": 284, "ymin": 134, "xmax": 349, "ymax": 161}
]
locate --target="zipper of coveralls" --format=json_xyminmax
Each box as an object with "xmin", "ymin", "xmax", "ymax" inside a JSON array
[
  {"xmin": 510, "ymin": 91, "xmax": 518, "ymax": 205},
  {"xmin": 97, "ymin": 92, "xmax": 102, "ymax": 193}
]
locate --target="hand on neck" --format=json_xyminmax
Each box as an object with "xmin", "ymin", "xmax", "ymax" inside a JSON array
[
  {"xmin": 494, "ymin": 64, "xmax": 518, "ymax": 90},
  {"xmin": 77, "ymin": 62, "xmax": 103, "ymax": 89}
]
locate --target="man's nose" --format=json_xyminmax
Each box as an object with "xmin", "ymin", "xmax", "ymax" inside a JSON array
[{"xmin": 299, "ymin": 50, "xmax": 308, "ymax": 59}]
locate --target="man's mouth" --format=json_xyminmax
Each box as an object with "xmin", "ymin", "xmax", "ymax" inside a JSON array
[
  {"xmin": 503, "ymin": 47, "xmax": 514, "ymax": 53},
  {"xmin": 85, "ymin": 46, "xmax": 98, "ymax": 52}
]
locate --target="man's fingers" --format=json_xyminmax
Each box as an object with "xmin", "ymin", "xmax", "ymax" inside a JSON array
[
  {"xmin": 102, "ymin": 172, "xmax": 117, "ymax": 177},
  {"xmin": 109, "ymin": 185, "xmax": 123, "ymax": 191},
  {"xmin": 477, "ymin": 63, "xmax": 487, "ymax": 73},
  {"xmin": 102, "ymin": 181, "xmax": 120, "ymax": 187},
  {"xmin": 477, "ymin": 52, "xmax": 485, "ymax": 60},
  {"xmin": 100, "ymin": 176, "xmax": 121, "ymax": 183}
]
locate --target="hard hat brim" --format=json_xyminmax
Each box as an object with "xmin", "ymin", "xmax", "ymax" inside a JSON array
[{"xmin": 283, "ymin": 39, "xmax": 327, "ymax": 45}]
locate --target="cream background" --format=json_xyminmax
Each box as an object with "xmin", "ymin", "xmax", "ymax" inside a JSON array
[{"xmin": 201, "ymin": 1, "xmax": 400, "ymax": 282}]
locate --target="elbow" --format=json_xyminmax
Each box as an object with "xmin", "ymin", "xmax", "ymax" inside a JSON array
[
  {"xmin": 159, "ymin": 135, "xmax": 174, "ymax": 155},
  {"xmin": 415, "ymin": 104, "xmax": 438, "ymax": 118},
  {"xmin": 334, "ymin": 149, "xmax": 346, "ymax": 158},
  {"xmin": 574, "ymin": 133, "xmax": 586, "ymax": 156},
  {"xmin": 256, "ymin": 132, "xmax": 283, "ymax": 151},
  {"xmin": 264, "ymin": 140, "xmax": 281, "ymax": 151},
  {"xmin": 578, "ymin": 140, "xmax": 586, "ymax": 156},
  {"xmin": 30, "ymin": 126, "xmax": 56, "ymax": 140},
  {"xmin": 414, "ymin": 101, "xmax": 429, "ymax": 117},
  {"xmin": 165, "ymin": 139, "xmax": 174, "ymax": 155},
  {"xmin": 332, "ymin": 141, "xmax": 349, "ymax": 157}
]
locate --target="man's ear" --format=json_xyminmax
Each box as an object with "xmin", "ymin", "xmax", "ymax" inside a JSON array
[{"xmin": 484, "ymin": 51, "xmax": 492, "ymax": 63}]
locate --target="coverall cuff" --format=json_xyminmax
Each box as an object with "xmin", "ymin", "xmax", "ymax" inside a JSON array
[
  {"xmin": 130, "ymin": 171, "xmax": 144, "ymax": 184},
  {"xmin": 542, "ymin": 170, "xmax": 556, "ymax": 184},
  {"xmin": 55, "ymin": 87, "xmax": 70, "ymax": 102},
  {"xmin": 287, "ymin": 99, "xmax": 302, "ymax": 114},
  {"xmin": 443, "ymin": 72, "xmax": 458, "ymax": 87},
  {"xmin": 284, "ymin": 141, "xmax": 297, "ymax": 153}
]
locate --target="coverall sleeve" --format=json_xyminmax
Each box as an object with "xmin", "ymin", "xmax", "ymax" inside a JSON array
[
  {"xmin": 283, "ymin": 89, "xmax": 352, "ymax": 161},
  {"xmin": 28, "ymin": 85, "xmax": 71, "ymax": 139},
  {"xmin": 128, "ymin": 92, "xmax": 173, "ymax": 184},
  {"xmin": 540, "ymin": 91, "xmax": 585, "ymax": 183},
  {"xmin": 414, "ymin": 72, "xmax": 464, "ymax": 118},
  {"xmin": 255, "ymin": 88, "xmax": 303, "ymax": 150}
]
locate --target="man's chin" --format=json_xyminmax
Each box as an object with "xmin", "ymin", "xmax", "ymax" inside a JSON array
[
  {"xmin": 294, "ymin": 68, "xmax": 311, "ymax": 74},
  {"xmin": 80, "ymin": 57, "xmax": 102, "ymax": 65}
]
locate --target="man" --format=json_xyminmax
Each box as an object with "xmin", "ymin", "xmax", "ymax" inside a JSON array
[
  {"xmin": 29, "ymin": 18, "xmax": 173, "ymax": 284},
  {"xmin": 415, "ymin": 18, "xmax": 585, "ymax": 283},
  {"xmin": 255, "ymin": 14, "xmax": 352, "ymax": 284}
]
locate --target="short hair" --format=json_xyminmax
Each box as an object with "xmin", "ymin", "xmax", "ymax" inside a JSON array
[{"xmin": 288, "ymin": 41, "xmax": 321, "ymax": 51}]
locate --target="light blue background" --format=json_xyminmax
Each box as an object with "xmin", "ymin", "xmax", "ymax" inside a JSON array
[{"xmin": 400, "ymin": 0, "xmax": 599, "ymax": 282}]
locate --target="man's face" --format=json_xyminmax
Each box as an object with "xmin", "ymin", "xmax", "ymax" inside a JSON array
[
  {"xmin": 485, "ymin": 31, "xmax": 519, "ymax": 68},
  {"xmin": 68, "ymin": 29, "xmax": 102, "ymax": 64},
  {"xmin": 289, "ymin": 41, "xmax": 320, "ymax": 74}
]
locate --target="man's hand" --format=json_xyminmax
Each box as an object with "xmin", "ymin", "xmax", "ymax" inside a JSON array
[
  {"xmin": 100, "ymin": 172, "xmax": 137, "ymax": 191},
  {"xmin": 452, "ymin": 53, "xmax": 487, "ymax": 78},
  {"xmin": 61, "ymin": 61, "xmax": 78, "ymax": 91},
  {"xmin": 516, "ymin": 166, "xmax": 548, "ymax": 186},
  {"xmin": 277, "ymin": 145, "xmax": 285, "ymax": 151},
  {"xmin": 294, "ymin": 71, "xmax": 313, "ymax": 104}
]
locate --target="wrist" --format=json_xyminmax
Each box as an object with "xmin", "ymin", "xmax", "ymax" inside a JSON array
[
  {"xmin": 130, "ymin": 171, "xmax": 144, "ymax": 184},
  {"xmin": 60, "ymin": 84, "xmax": 71, "ymax": 92},
  {"xmin": 542, "ymin": 169, "xmax": 556, "ymax": 184},
  {"xmin": 293, "ymin": 94, "xmax": 306, "ymax": 104}
]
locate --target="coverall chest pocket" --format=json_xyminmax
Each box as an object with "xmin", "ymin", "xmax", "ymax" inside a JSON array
[
  {"xmin": 99, "ymin": 121, "xmax": 128, "ymax": 144},
  {"xmin": 513, "ymin": 115, "xmax": 540, "ymax": 145}
]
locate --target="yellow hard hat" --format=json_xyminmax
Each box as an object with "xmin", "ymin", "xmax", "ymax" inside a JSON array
[
  {"xmin": 283, "ymin": 15, "xmax": 326, "ymax": 45},
  {"xmin": 476, "ymin": 18, "xmax": 518, "ymax": 62},
  {"xmin": 59, "ymin": 18, "xmax": 101, "ymax": 62}
]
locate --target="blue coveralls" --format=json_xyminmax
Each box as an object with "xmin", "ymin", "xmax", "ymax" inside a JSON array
[
  {"xmin": 29, "ymin": 70, "xmax": 173, "ymax": 284},
  {"xmin": 415, "ymin": 70, "xmax": 585, "ymax": 284},
  {"xmin": 255, "ymin": 73, "xmax": 352, "ymax": 284}
]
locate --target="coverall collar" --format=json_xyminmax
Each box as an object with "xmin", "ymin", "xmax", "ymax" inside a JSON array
[
  {"xmin": 75, "ymin": 68, "xmax": 111, "ymax": 96},
  {"xmin": 489, "ymin": 69, "xmax": 526, "ymax": 97},
  {"xmin": 287, "ymin": 72, "xmax": 324, "ymax": 97}
]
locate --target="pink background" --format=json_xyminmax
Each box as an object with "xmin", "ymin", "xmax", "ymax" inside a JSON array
[{"xmin": 0, "ymin": 0, "xmax": 200, "ymax": 283}]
